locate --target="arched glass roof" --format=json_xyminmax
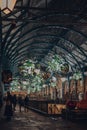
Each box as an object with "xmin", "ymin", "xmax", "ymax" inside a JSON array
[{"xmin": 1, "ymin": 0, "xmax": 87, "ymax": 76}]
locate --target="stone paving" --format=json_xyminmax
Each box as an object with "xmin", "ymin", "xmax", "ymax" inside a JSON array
[{"xmin": 0, "ymin": 106, "xmax": 87, "ymax": 130}]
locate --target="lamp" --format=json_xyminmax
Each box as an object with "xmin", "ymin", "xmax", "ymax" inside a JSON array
[{"xmin": 0, "ymin": 0, "xmax": 16, "ymax": 14}]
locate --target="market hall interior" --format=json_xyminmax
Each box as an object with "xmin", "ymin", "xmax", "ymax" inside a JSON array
[{"xmin": 0, "ymin": 0, "xmax": 87, "ymax": 129}]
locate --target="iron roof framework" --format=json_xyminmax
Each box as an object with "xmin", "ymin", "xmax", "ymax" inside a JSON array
[{"xmin": 0, "ymin": 0, "xmax": 87, "ymax": 76}]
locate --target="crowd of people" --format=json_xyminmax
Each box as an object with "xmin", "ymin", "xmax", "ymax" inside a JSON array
[{"xmin": 0, "ymin": 91, "xmax": 29, "ymax": 121}]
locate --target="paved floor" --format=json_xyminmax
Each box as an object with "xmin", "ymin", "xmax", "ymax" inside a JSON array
[{"xmin": 0, "ymin": 106, "xmax": 87, "ymax": 130}]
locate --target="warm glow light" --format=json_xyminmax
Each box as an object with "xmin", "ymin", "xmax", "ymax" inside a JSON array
[{"xmin": 0, "ymin": 0, "xmax": 16, "ymax": 14}]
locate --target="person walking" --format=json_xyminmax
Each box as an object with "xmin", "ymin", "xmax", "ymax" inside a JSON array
[
  {"xmin": 24, "ymin": 95, "xmax": 29, "ymax": 112},
  {"xmin": 18, "ymin": 94, "xmax": 23, "ymax": 112},
  {"xmin": 4, "ymin": 91, "xmax": 13, "ymax": 121},
  {"xmin": 12, "ymin": 94, "xmax": 17, "ymax": 111}
]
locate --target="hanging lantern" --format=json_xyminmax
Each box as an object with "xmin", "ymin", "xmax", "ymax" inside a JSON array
[
  {"xmin": 61, "ymin": 63, "xmax": 69, "ymax": 73},
  {"xmin": 51, "ymin": 76, "xmax": 56, "ymax": 82}
]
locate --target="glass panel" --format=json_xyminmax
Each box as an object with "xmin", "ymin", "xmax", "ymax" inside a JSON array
[{"xmin": 1, "ymin": 0, "xmax": 16, "ymax": 14}]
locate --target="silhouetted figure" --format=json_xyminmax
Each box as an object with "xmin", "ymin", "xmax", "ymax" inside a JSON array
[
  {"xmin": 24, "ymin": 95, "xmax": 29, "ymax": 112},
  {"xmin": 6, "ymin": 91, "xmax": 13, "ymax": 104},
  {"xmin": 18, "ymin": 95, "xmax": 23, "ymax": 112},
  {"xmin": 4, "ymin": 91, "xmax": 13, "ymax": 121},
  {"xmin": 12, "ymin": 94, "xmax": 17, "ymax": 111},
  {"xmin": 4, "ymin": 99, "xmax": 13, "ymax": 121}
]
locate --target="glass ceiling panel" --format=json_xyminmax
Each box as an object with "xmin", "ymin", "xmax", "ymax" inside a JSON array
[
  {"xmin": 65, "ymin": 30, "xmax": 87, "ymax": 46},
  {"xmin": 81, "ymin": 43, "xmax": 87, "ymax": 51},
  {"xmin": 66, "ymin": 55, "xmax": 77, "ymax": 65},
  {"xmin": 72, "ymin": 50, "xmax": 86, "ymax": 60}
]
